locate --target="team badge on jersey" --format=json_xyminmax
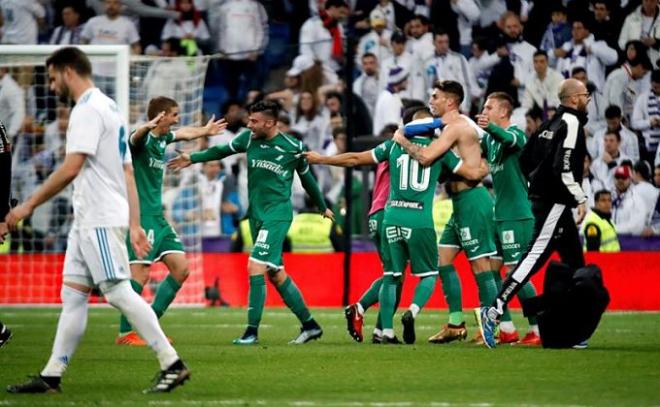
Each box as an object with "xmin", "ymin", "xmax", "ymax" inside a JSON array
[
  {"xmin": 460, "ymin": 227, "xmax": 471, "ymax": 241},
  {"xmin": 502, "ymin": 230, "xmax": 515, "ymax": 244}
]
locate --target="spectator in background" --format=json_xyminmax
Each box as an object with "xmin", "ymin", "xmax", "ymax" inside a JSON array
[
  {"xmin": 214, "ymin": 0, "xmax": 268, "ymax": 100},
  {"xmin": 540, "ymin": 4, "xmax": 572, "ymax": 53},
  {"xmin": 0, "ymin": 0, "xmax": 45, "ymax": 44},
  {"xmin": 581, "ymin": 189, "xmax": 620, "ymax": 252},
  {"xmin": 521, "ymin": 50, "xmax": 563, "ymax": 113},
  {"xmin": 583, "ymin": 154, "xmax": 605, "ymax": 209},
  {"xmin": 590, "ymin": 130, "xmax": 630, "ymax": 191},
  {"xmin": 469, "ymin": 37, "xmax": 500, "ymax": 100},
  {"xmin": 655, "ymin": 164, "xmax": 660, "ymax": 185},
  {"xmin": 200, "ymin": 161, "xmax": 238, "ymax": 238},
  {"xmin": 632, "ymin": 160, "xmax": 659, "ymax": 210},
  {"xmin": 356, "ymin": 9, "xmax": 392, "ymax": 69},
  {"xmin": 632, "ymin": 69, "xmax": 660, "ymax": 163},
  {"xmin": 618, "ymin": 0, "xmax": 660, "ymax": 69},
  {"xmin": 571, "ymin": 66, "xmax": 607, "ymax": 135},
  {"xmin": 49, "ymin": 5, "xmax": 84, "ymax": 45},
  {"xmin": 604, "ymin": 54, "xmax": 653, "ymax": 123},
  {"xmin": 0, "ymin": 68, "xmax": 25, "ymax": 143},
  {"xmin": 161, "ymin": 0, "xmax": 211, "ymax": 56},
  {"xmin": 267, "ymin": 54, "xmax": 312, "ymax": 114},
  {"xmin": 43, "ymin": 105, "xmax": 69, "ymax": 153},
  {"xmin": 379, "ymin": 31, "xmax": 413, "ymax": 96},
  {"xmin": 424, "ymin": 30, "xmax": 479, "ymax": 112},
  {"xmin": 553, "ymin": 15, "xmax": 618, "ymax": 91},
  {"xmin": 592, "ymin": 105, "xmax": 640, "ymax": 163},
  {"xmin": 405, "ymin": 14, "xmax": 434, "ymax": 67},
  {"xmin": 499, "ymin": 12, "xmax": 537, "ymax": 103},
  {"xmin": 612, "ymin": 165, "xmax": 653, "ymax": 235},
  {"xmin": 591, "ymin": 0, "xmax": 619, "ymax": 50},
  {"xmin": 373, "ymin": 66, "xmax": 406, "ymax": 135},
  {"xmin": 451, "ymin": 0, "xmax": 480, "ymax": 58},
  {"xmin": 299, "ymin": 0, "xmax": 349, "ymax": 73},
  {"xmin": 142, "ymin": 38, "xmax": 191, "ymax": 103},
  {"xmin": 524, "ymin": 106, "xmax": 543, "ymax": 137},
  {"xmin": 353, "ymin": 53, "xmax": 380, "ymax": 117},
  {"xmin": 291, "ymin": 91, "xmax": 328, "ymax": 152}
]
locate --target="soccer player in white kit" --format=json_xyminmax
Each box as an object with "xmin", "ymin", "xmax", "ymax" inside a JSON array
[{"xmin": 5, "ymin": 47, "xmax": 190, "ymax": 394}]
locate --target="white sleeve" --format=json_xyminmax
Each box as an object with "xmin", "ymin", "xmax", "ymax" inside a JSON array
[
  {"xmin": 80, "ymin": 18, "xmax": 94, "ymax": 41},
  {"xmin": 66, "ymin": 105, "xmax": 102, "ymax": 156},
  {"xmin": 27, "ymin": 2, "xmax": 46, "ymax": 18},
  {"xmin": 631, "ymin": 92, "xmax": 651, "ymax": 131},
  {"xmin": 126, "ymin": 19, "xmax": 140, "ymax": 44}
]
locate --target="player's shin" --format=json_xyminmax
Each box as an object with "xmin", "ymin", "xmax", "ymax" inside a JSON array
[
  {"xmin": 438, "ymin": 265, "xmax": 464, "ymax": 325},
  {"xmin": 247, "ymin": 274, "xmax": 266, "ymax": 328},
  {"xmin": 358, "ymin": 277, "xmax": 383, "ymax": 313},
  {"xmin": 152, "ymin": 275, "xmax": 182, "ymax": 318},
  {"xmin": 411, "ymin": 275, "xmax": 437, "ymax": 317},
  {"xmin": 41, "ymin": 285, "xmax": 90, "ymax": 379},
  {"xmin": 491, "ymin": 270, "xmax": 513, "ymax": 324},
  {"xmin": 119, "ymin": 279, "xmax": 144, "ymax": 334},
  {"xmin": 475, "ymin": 271, "xmax": 498, "ymax": 307},
  {"xmin": 378, "ymin": 275, "xmax": 398, "ymax": 337},
  {"xmin": 276, "ymin": 275, "xmax": 313, "ymax": 325}
]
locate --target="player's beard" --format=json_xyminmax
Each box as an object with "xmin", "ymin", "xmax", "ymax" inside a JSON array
[{"xmin": 56, "ymin": 84, "xmax": 71, "ymax": 105}]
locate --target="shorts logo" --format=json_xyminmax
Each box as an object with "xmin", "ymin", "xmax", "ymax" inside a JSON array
[
  {"xmin": 502, "ymin": 230, "xmax": 515, "ymax": 244},
  {"xmin": 368, "ymin": 219, "xmax": 377, "ymax": 233},
  {"xmin": 385, "ymin": 226, "xmax": 412, "ymax": 242},
  {"xmin": 256, "ymin": 230, "xmax": 269, "ymax": 243},
  {"xmin": 460, "ymin": 227, "xmax": 471, "ymax": 241}
]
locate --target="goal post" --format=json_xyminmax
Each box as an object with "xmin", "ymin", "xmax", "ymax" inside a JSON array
[{"xmin": 0, "ymin": 45, "xmax": 211, "ymax": 306}]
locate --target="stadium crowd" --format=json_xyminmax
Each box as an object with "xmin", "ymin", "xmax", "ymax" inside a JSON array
[{"xmin": 1, "ymin": 0, "xmax": 659, "ymax": 252}]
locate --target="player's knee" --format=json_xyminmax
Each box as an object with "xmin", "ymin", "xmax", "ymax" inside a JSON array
[
  {"xmin": 131, "ymin": 265, "xmax": 150, "ymax": 286},
  {"xmin": 61, "ymin": 283, "xmax": 90, "ymax": 307},
  {"xmin": 247, "ymin": 259, "xmax": 267, "ymax": 276},
  {"xmin": 471, "ymin": 258, "xmax": 492, "ymax": 273},
  {"xmin": 173, "ymin": 267, "xmax": 190, "ymax": 284},
  {"xmin": 267, "ymin": 267, "xmax": 286, "ymax": 285},
  {"xmin": 100, "ymin": 280, "xmax": 133, "ymax": 308}
]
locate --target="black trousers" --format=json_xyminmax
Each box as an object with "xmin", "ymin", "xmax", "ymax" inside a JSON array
[{"xmin": 493, "ymin": 200, "xmax": 585, "ymax": 315}]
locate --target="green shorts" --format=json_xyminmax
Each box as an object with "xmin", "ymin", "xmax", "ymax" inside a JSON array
[
  {"xmin": 249, "ymin": 218, "xmax": 290, "ymax": 269},
  {"xmin": 494, "ymin": 218, "xmax": 534, "ymax": 266},
  {"xmin": 384, "ymin": 223, "xmax": 438, "ymax": 277},
  {"xmin": 128, "ymin": 215, "xmax": 185, "ymax": 264},
  {"xmin": 368, "ymin": 210, "xmax": 394, "ymax": 273},
  {"xmin": 438, "ymin": 186, "xmax": 497, "ymax": 261}
]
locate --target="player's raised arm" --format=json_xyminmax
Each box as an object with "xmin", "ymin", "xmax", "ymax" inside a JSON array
[
  {"xmin": 123, "ymin": 163, "xmax": 152, "ymax": 258},
  {"xmin": 174, "ymin": 115, "xmax": 228, "ymax": 141},
  {"xmin": 303, "ymin": 150, "xmax": 376, "ymax": 167},
  {"xmin": 130, "ymin": 111, "xmax": 165, "ymax": 146},
  {"xmin": 5, "ymin": 153, "xmax": 86, "ymax": 230},
  {"xmin": 168, "ymin": 131, "xmax": 248, "ymax": 170},
  {"xmin": 393, "ymin": 126, "xmax": 458, "ymax": 167}
]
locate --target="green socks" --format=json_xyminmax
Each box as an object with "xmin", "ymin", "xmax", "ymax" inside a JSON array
[
  {"xmin": 439, "ymin": 265, "xmax": 464, "ymax": 325},
  {"xmin": 119, "ymin": 279, "xmax": 144, "ymax": 334},
  {"xmin": 152, "ymin": 275, "xmax": 182, "ymax": 318},
  {"xmin": 276, "ymin": 276, "xmax": 312, "ymax": 324},
  {"xmin": 411, "ymin": 275, "xmax": 437, "ymax": 313},
  {"xmin": 358, "ymin": 277, "xmax": 382, "ymax": 311},
  {"xmin": 247, "ymin": 275, "xmax": 266, "ymax": 328},
  {"xmin": 491, "ymin": 270, "xmax": 512, "ymax": 322},
  {"xmin": 378, "ymin": 275, "xmax": 399, "ymax": 330},
  {"xmin": 375, "ymin": 276, "xmax": 403, "ymax": 330},
  {"xmin": 475, "ymin": 271, "xmax": 498, "ymax": 308}
]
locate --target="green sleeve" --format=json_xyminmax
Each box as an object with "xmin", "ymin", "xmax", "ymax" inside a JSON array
[
  {"xmin": 371, "ymin": 140, "xmax": 393, "ymax": 163},
  {"xmin": 128, "ymin": 130, "xmax": 145, "ymax": 151},
  {"xmin": 165, "ymin": 131, "xmax": 176, "ymax": 144},
  {"xmin": 190, "ymin": 131, "xmax": 249, "ymax": 163},
  {"xmin": 486, "ymin": 123, "xmax": 526, "ymax": 150},
  {"xmin": 480, "ymin": 134, "xmax": 489, "ymax": 156},
  {"xmin": 298, "ymin": 164, "xmax": 327, "ymax": 212},
  {"xmin": 440, "ymin": 149, "xmax": 463, "ymax": 174}
]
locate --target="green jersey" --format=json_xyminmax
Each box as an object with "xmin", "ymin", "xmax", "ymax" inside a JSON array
[
  {"xmin": 129, "ymin": 130, "xmax": 176, "ymax": 216},
  {"xmin": 481, "ymin": 123, "xmax": 533, "ymax": 221},
  {"xmin": 191, "ymin": 129, "xmax": 326, "ymax": 222},
  {"xmin": 372, "ymin": 138, "xmax": 462, "ymax": 228}
]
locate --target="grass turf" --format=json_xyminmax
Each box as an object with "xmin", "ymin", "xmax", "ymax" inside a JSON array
[{"xmin": 0, "ymin": 307, "xmax": 658, "ymax": 406}]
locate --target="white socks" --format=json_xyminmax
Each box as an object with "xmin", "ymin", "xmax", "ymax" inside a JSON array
[
  {"xmin": 382, "ymin": 328, "xmax": 394, "ymax": 338},
  {"xmin": 500, "ymin": 321, "xmax": 516, "ymax": 334},
  {"xmin": 409, "ymin": 304, "xmax": 421, "ymax": 319},
  {"xmin": 530, "ymin": 324, "xmax": 540, "ymax": 335},
  {"xmin": 103, "ymin": 280, "xmax": 179, "ymax": 370},
  {"xmin": 42, "ymin": 285, "xmax": 89, "ymax": 377},
  {"xmin": 356, "ymin": 303, "xmax": 365, "ymax": 316}
]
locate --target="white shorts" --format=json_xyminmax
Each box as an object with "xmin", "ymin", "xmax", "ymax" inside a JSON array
[{"xmin": 63, "ymin": 226, "xmax": 130, "ymax": 287}]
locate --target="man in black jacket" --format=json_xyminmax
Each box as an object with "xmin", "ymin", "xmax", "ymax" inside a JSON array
[
  {"xmin": 477, "ymin": 78, "xmax": 589, "ymax": 348},
  {"xmin": 0, "ymin": 119, "xmax": 13, "ymax": 347}
]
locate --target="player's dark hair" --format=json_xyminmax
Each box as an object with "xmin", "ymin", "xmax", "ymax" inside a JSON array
[
  {"xmin": 402, "ymin": 106, "xmax": 430, "ymax": 124},
  {"xmin": 604, "ymin": 130, "xmax": 621, "ymax": 142},
  {"xmin": 594, "ymin": 189, "xmax": 611, "ymax": 201},
  {"xmin": 46, "ymin": 46, "xmax": 92, "ymax": 77},
  {"xmin": 633, "ymin": 160, "xmax": 652, "ymax": 181},
  {"xmin": 604, "ymin": 104, "xmax": 622, "ymax": 119},
  {"xmin": 147, "ymin": 96, "xmax": 178, "ymax": 120},
  {"xmin": 325, "ymin": 0, "xmax": 348, "ymax": 9},
  {"xmin": 487, "ymin": 92, "xmax": 514, "ymax": 117},
  {"xmin": 526, "ymin": 106, "xmax": 543, "ymax": 121},
  {"xmin": 362, "ymin": 52, "xmax": 377, "ymax": 61},
  {"xmin": 332, "ymin": 126, "xmax": 346, "ymax": 139},
  {"xmin": 249, "ymin": 100, "xmax": 281, "ymax": 119},
  {"xmin": 434, "ymin": 80, "xmax": 464, "ymax": 104},
  {"xmin": 571, "ymin": 66, "xmax": 587, "ymax": 77},
  {"xmin": 534, "ymin": 50, "xmax": 548, "ymax": 59}
]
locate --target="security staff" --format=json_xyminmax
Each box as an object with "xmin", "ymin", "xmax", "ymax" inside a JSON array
[
  {"xmin": 581, "ymin": 190, "xmax": 621, "ymax": 252},
  {"xmin": 0, "ymin": 119, "xmax": 13, "ymax": 346},
  {"xmin": 479, "ymin": 79, "xmax": 590, "ymax": 347}
]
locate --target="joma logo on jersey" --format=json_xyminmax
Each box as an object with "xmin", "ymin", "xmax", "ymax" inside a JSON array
[
  {"xmin": 460, "ymin": 227, "xmax": 471, "ymax": 241},
  {"xmin": 251, "ymin": 159, "xmax": 288, "ymax": 177},
  {"xmin": 502, "ymin": 230, "xmax": 515, "ymax": 244}
]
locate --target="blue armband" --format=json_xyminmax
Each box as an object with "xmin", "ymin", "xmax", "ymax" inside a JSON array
[{"xmin": 403, "ymin": 117, "xmax": 444, "ymax": 138}]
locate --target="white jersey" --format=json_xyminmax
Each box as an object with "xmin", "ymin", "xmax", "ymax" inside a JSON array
[
  {"xmin": 0, "ymin": 0, "xmax": 45, "ymax": 44},
  {"xmin": 66, "ymin": 88, "xmax": 131, "ymax": 228}
]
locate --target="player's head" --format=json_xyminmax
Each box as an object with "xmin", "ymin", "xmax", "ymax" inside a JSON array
[
  {"xmin": 247, "ymin": 100, "xmax": 281, "ymax": 138},
  {"xmin": 430, "ymin": 80, "xmax": 464, "ymax": 116},
  {"xmin": 105, "ymin": 0, "xmax": 122, "ymax": 18},
  {"xmin": 46, "ymin": 47, "xmax": 92, "ymax": 100},
  {"xmin": 482, "ymin": 92, "xmax": 514, "ymax": 124},
  {"xmin": 405, "ymin": 106, "xmax": 435, "ymax": 138},
  {"xmin": 147, "ymin": 96, "xmax": 179, "ymax": 127},
  {"xmin": 558, "ymin": 78, "xmax": 590, "ymax": 112}
]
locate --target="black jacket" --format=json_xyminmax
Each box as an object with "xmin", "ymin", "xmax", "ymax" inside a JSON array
[
  {"xmin": 520, "ymin": 105, "xmax": 587, "ymax": 207},
  {"xmin": 0, "ymin": 120, "xmax": 11, "ymax": 219}
]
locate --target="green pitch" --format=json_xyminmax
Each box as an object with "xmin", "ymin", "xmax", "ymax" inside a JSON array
[{"xmin": 0, "ymin": 307, "xmax": 658, "ymax": 406}]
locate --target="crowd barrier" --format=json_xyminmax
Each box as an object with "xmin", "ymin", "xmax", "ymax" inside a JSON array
[{"xmin": 1, "ymin": 252, "xmax": 658, "ymax": 310}]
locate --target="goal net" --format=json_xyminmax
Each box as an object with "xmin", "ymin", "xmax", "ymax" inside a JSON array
[{"xmin": 0, "ymin": 45, "xmax": 210, "ymax": 305}]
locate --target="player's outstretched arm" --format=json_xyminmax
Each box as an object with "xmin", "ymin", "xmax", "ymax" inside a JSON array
[
  {"xmin": 131, "ymin": 111, "xmax": 165, "ymax": 146},
  {"xmin": 168, "ymin": 142, "xmax": 236, "ymax": 170},
  {"xmin": 123, "ymin": 163, "xmax": 152, "ymax": 258},
  {"xmin": 476, "ymin": 115, "xmax": 522, "ymax": 149},
  {"xmin": 5, "ymin": 153, "xmax": 86, "ymax": 230},
  {"xmin": 175, "ymin": 115, "xmax": 228, "ymax": 141},
  {"xmin": 393, "ymin": 127, "xmax": 457, "ymax": 167},
  {"xmin": 303, "ymin": 150, "xmax": 376, "ymax": 167}
]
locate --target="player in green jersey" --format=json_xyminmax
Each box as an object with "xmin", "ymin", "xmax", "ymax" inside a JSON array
[
  {"xmin": 168, "ymin": 101, "xmax": 333, "ymax": 345},
  {"xmin": 116, "ymin": 96, "xmax": 227, "ymax": 346},
  {"xmin": 305, "ymin": 107, "xmax": 487, "ymax": 344},
  {"xmin": 475, "ymin": 92, "xmax": 541, "ymax": 345}
]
